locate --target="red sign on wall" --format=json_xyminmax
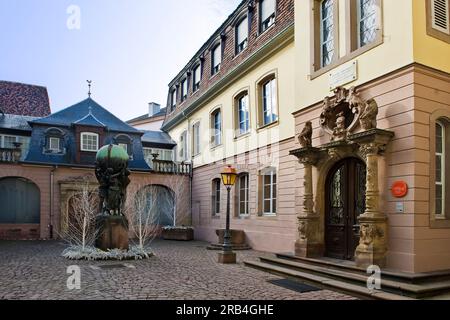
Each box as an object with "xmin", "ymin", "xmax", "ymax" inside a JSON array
[{"xmin": 392, "ymin": 181, "xmax": 408, "ymax": 198}]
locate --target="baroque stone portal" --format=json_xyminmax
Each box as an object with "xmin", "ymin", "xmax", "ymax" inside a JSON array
[
  {"xmin": 292, "ymin": 87, "xmax": 393, "ymax": 268},
  {"xmin": 95, "ymin": 144, "xmax": 131, "ymax": 251}
]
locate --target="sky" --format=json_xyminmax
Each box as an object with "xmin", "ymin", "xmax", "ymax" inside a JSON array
[{"xmin": 0, "ymin": 0, "xmax": 241, "ymax": 120}]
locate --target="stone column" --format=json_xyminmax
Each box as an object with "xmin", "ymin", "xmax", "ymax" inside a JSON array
[
  {"xmin": 294, "ymin": 149, "xmax": 323, "ymax": 258},
  {"xmin": 350, "ymin": 130, "xmax": 394, "ymax": 268}
]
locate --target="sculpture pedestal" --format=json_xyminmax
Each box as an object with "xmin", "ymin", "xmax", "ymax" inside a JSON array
[
  {"xmin": 218, "ymin": 251, "xmax": 237, "ymax": 264},
  {"xmin": 95, "ymin": 215, "xmax": 129, "ymax": 251}
]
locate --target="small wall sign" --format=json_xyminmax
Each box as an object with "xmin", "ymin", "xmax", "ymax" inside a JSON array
[
  {"xmin": 392, "ymin": 181, "xmax": 408, "ymax": 198},
  {"xmin": 329, "ymin": 60, "xmax": 358, "ymax": 90},
  {"xmin": 396, "ymin": 202, "xmax": 405, "ymax": 213}
]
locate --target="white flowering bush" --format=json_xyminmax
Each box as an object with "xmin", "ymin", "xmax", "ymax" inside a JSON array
[{"xmin": 62, "ymin": 245, "xmax": 153, "ymax": 261}]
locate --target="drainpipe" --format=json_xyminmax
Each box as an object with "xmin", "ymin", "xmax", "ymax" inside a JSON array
[{"xmin": 49, "ymin": 166, "xmax": 57, "ymax": 239}]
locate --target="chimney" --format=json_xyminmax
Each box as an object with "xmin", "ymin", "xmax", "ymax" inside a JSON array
[{"xmin": 148, "ymin": 102, "xmax": 161, "ymax": 117}]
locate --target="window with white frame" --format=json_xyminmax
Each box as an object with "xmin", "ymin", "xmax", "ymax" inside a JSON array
[
  {"xmin": 357, "ymin": 0, "xmax": 378, "ymax": 47},
  {"xmin": 211, "ymin": 109, "xmax": 222, "ymax": 146},
  {"xmin": 81, "ymin": 132, "xmax": 99, "ymax": 152},
  {"xmin": 49, "ymin": 137, "xmax": 61, "ymax": 152},
  {"xmin": 436, "ymin": 121, "xmax": 446, "ymax": 217},
  {"xmin": 260, "ymin": 0, "xmax": 276, "ymax": 32},
  {"xmin": 320, "ymin": 0, "xmax": 335, "ymax": 67},
  {"xmin": 118, "ymin": 143, "xmax": 128, "ymax": 153},
  {"xmin": 193, "ymin": 65, "xmax": 201, "ymax": 92},
  {"xmin": 238, "ymin": 174, "xmax": 250, "ymax": 216},
  {"xmin": 0, "ymin": 135, "xmax": 31, "ymax": 159},
  {"xmin": 143, "ymin": 148, "xmax": 173, "ymax": 163},
  {"xmin": 211, "ymin": 44, "xmax": 221, "ymax": 75},
  {"xmin": 261, "ymin": 77, "xmax": 278, "ymax": 126},
  {"xmin": 192, "ymin": 122, "xmax": 201, "ymax": 156},
  {"xmin": 236, "ymin": 92, "xmax": 250, "ymax": 135},
  {"xmin": 236, "ymin": 16, "xmax": 249, "ymax": 54},
  {"xmin": 212, "ymin": 178, "xmax": 221, "ymax": 216},
  {"xmin": 261, "ymin": 168, "xmax": 277, "ymax": 215},
  {"xmin": 181, "ymin": 78, "xmax": 188, "ymax": 101}
]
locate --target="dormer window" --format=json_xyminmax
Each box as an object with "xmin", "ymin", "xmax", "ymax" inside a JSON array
[
  {"xmin": 49, "ymin": 137, "xmax": 61, "ymax": 152},
  {"xmin": 181, "ymin": 78, "xmax": 188, "ymax": 102},
  {"xmin": 171, "ymin": 89, "xmax": 177, "ymax": 110},
  {"xmin": 193, "ymin": 64, "xmax": 201, "ymax": 92},
  {"xmin": 114, "ymin": 134, "xmax": 132, "ymax": 157},
  {"xmin": 260, "ymin": 0, "xmax": 276, "ymax": 32},
  {"xmin": 211, "ymin": 44, "xmax": 222, "ymax": 75},
  {"xmin": 236, "ymin": 16, "xmax": 249, "ymax": 54},
  {"xmin": 81, "ymin": 132, "xmax": 99, "ymax": 152}
]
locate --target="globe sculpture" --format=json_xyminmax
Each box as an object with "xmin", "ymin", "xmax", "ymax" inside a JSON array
[{"xmin": 94, "ymin": 144, "xmax": 131, "ymax": 251}]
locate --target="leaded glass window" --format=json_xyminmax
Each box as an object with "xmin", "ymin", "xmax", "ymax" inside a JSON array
[
  {"xmin": 320, "ymin": 0, "xmax": 335, "ymax": 67},
  {"xmin": 358, "ymin": 0, "xmax": 378, "ymax": 47}
]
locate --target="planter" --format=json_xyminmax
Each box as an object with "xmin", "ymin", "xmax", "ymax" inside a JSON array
[{"xmin": 162, "ymin": 227, "xmax": 194, "ymax": 241}]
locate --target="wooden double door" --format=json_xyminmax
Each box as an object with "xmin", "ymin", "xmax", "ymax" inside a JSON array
[{"xmin": 325, "ymin": 158, "xmax": 367, "ymax": 261}]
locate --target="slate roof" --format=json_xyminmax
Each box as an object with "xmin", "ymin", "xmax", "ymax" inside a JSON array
[
  {"xmin": 141, "ymin": 130, "xmax": 176, "ymax": 147},
  {"xmin": 0, "ymin": 113, "xmax": 38, "ymax": 132},
  {"xmin": 0, "ymin": 81, "xmax": 51, "ymax": 117},
  {"xmin": 127, "ymin": 108, "xmax": 167, "ymax": 124},
  {"xmin": 30, "ymin": 98, "xmax": 141, "ymax": 134}
]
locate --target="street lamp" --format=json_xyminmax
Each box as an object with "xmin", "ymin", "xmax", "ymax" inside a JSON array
[{"xmin": 218, "ymin": 165, "xmax": 238, "ymax": 264}]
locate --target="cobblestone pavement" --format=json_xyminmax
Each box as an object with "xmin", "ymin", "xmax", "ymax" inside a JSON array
[{"xmin": 0, "ymin": 240, "xmax": 357, "ymax": 300}]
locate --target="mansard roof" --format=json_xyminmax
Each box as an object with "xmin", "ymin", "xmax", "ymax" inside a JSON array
[{"xmin": 30, "ymin": 98, "xmax": 141, "ymax": 134}]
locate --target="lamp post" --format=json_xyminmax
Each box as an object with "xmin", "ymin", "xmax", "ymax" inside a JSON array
[{"xmin": 218, "ymin": 165, "xmax": 238, "ymax": 264}]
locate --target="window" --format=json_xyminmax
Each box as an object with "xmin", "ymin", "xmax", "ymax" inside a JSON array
[
  {"xmin": 1, "ymin": 135, "xmax": 18, "ymax": 149},
  {"xmin": 260, "ymin": 0, "xmax": 276, "ymax": 32},
  {"xmin": 212, "ymin": 178, "xmax": 221, "ymax": 216},
  {"xmin": 357, "ymin": 0, "xmax": 378, "ymax": 47},
  {"xmin": 181, "ymin": 79, "xmax": 188, "ymax": 102},
  {"xmin": 211, "ymin": 44, "xmax": 221, "ymax": 75},
  {"xmin": 236, "ymin": 16, "xmax": 249, "ymax": 54},
  {"xmin": 211, "ymin": 109, "xmax": 222, "ymax": 146},
  {"xmin": 261, "ymin": 168, "xmax": 277, "ymax": 215},
  {"xmin": 236, "ymin": 92, "xmax": 250, "ymax": 135},
  {"xmin": 193, "ymin": 65, "xmax": 201, "ymax": 92},
  {"xmin": 436, "ymin": 121, "xmax": 446, "ymax": 217},
  {"xmin": 0, "ymin": 135, "xmax": 31, "ymax": 160},
  {"xmin": 49, "ymin": 137, "xmax": 61, "ymax": 152},
  {"xmin": 192, "ymin": 122, "xmax": 201, "ymax": 156},
  {"xmin": 260, "ymin": 77, "xmax": 278, "ymax": 126},
  {"xmin": 118, "ymin": 143, "xmax": 128, "ymax": 153},
  {"xmin": 238, "ymin": 174, "xmax": 250, "ymax": 216},
  {"xmin": 179, "ymin": 131, "xmax": 188, "ymax": 160},
  {"xmin": 81, "ymin": 133, "xmax": 99, "ymax": 152},
  {"xmin": 171, "ymin": 89, "xmax": 177, "ymax": 110},
  {"xmin": 320, "ymin": 0, "xmax": 336, "ymax": 67}
]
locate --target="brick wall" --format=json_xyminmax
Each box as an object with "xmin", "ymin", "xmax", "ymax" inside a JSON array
[{"xmin": 164, "ymin": 0, "xmax": 294, "ymax": 126}]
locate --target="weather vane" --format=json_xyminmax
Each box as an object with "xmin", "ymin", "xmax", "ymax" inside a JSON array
[{"xmin": 87, "ymin": 80, "xmax": 92, "ymax": 98}]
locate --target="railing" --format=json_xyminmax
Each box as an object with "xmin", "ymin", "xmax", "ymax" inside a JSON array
[
  {"xmin": 0, "ymin": 148, "xmax": 21, "ymax": 163},
  {"xmin": 152, "ymin": 159, "xmax": 192, "ymax": 175}
]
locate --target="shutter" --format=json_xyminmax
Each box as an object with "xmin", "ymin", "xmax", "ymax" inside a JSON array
[
  {"xmin": 261, "ymin": 0, "xmax": 276, "ymax": 22},
  {"xmin": 432, "ymin": 0, "xmax": 450, "ymax": 34}
]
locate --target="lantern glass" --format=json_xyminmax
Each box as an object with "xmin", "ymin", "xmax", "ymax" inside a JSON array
[{"xmin": 221, "ymin": 166, "xmax": 238, "ymax": 186}]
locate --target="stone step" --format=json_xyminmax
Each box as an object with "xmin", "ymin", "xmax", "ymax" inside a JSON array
[
  {"xmin": 244, "ymin": 260, "xmax": 413, "ymax": 300},
  {"xmin": 276, "ymin": 253, "xmax": 450, "ymax": 284},
  {"xmin": 259, "ymin": 256, "xmax": 450, "ymax": 298}
]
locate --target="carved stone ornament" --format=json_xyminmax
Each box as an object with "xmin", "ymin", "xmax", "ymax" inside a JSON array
[
  {"xmin": 360, "ymin": 224, "xmax": 384, "ymax": 247},
  {"xmin": 298, "ymin": 220, "xmax": 307, "ymax": 240},
  {"xmin": 298, "ymin": 121, "xmax": 313, "ymax": 148},
  {"xmin": 320, "ymin": 86, "xmax": 379, "ymax": 142}
]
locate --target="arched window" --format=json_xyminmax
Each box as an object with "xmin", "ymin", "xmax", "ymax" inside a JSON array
[
  {"xmin": 257, "ymin": 74, "xmax": 278, "ymax": 127},
  {"xmin": 212, "ymin": 178, "xmax": 221, "ymax": 216},
  {"xmin": 44, "ymin": 128, "xmax": 65, "ymax": 154},
  {"xmin": 211, "ymin": 108, "xmax": 222, "ymax": 147},
  {"xmin": 114, "ymin": 134, "xmax": 132, "ymax": 156},
  {"xmin": 234, "ymin": 91, "xmax": 250, "ymax": 136}
]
